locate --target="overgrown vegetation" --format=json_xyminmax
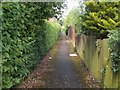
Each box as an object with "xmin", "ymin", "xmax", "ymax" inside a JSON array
[
  {"xmin": 2, "ymin": 2, "xmax": 63, "ymax": 88},
  {"xmin": 108, "ymin": 30, "xmax": 120, "ymax": 73}
]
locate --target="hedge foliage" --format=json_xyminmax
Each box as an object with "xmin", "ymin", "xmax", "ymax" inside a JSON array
[{"xmin": 2, "ymin": 2, "xmax": 61, "ymax": 88}]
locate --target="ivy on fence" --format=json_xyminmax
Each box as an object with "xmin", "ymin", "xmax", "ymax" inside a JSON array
[{"xmin": 108, "ymin": 30, "xmax": 120, "ymax": 73}]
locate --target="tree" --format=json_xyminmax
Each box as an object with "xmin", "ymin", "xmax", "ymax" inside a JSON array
[
  {"xmin": 82, "ymin": 2, "xmax": 120, "ymax": 39},
  {"xmin": 64, "ymin": 6, "xmax": 84, "ymax": 35}
]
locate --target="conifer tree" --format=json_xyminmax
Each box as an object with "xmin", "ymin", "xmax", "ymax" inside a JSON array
[{"xmin": 82, "ymin": 2, "xmax": 120, "ymax": 39}]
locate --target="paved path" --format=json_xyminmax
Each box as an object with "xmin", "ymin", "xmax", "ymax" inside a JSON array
[
  {"xmin": 47, "ymin": 31, "xmax": 81, "ymax": 88},
  {"xmin": 16, "ymin": 31, "xmax": 99, "ymax": 88}
]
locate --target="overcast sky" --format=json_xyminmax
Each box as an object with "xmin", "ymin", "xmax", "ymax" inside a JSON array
[{"xmin": 62, "ymin": 0, "xmax": 80, "ymax": 18}]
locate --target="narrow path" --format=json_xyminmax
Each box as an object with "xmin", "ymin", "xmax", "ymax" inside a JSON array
[
  {"xmin": 16, "ymin": 31, "xmax": 99, "ymax": 88},
  {"xmin": 44, "ymin": 31, "xmax": 81, "ymax": 88}
]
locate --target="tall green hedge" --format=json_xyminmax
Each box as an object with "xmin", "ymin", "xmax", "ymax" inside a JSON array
[{"xmin": 2, "ymin": 2, "xmax": 61, "ymax": 88}]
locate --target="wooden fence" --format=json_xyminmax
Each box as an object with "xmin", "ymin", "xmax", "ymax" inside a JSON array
[{"xmin": 68, "ymin": 28, "xmax": 119, "ymax": 88}]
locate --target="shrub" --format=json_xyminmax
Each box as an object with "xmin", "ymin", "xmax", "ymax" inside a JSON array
[{"xmin": 108, "ymin": 30, "xmax": 120, "ymax": 73}]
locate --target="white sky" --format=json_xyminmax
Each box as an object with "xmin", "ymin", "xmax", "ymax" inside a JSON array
[{"xmin": 62, "ymin": 0, "xmax": 80, "ymax": 18}]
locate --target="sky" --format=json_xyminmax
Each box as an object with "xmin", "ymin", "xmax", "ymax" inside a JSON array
[{"xmin": 62, "ymin": 0, "xmax": 80, "ymax": 18}]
